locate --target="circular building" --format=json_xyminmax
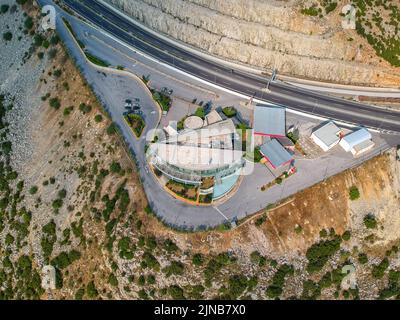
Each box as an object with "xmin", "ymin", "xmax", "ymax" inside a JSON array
[{"xmin": 184, "ymin": 116, "xmax": 204, "ymax": 130}]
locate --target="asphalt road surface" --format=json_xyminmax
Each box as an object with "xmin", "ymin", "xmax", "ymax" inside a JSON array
[{"xmin": 61, "ymin": 0, "xmax": 400, "ymax": 133}]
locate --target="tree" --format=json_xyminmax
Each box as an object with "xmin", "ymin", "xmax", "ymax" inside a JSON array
[
  {"xmin": 110, "ymin": 161, "xmax": 122, "ymax": 174},
  {"xmin": 222, "ymin": 106, "xmax": 237, "ymax": 118},
  {"xmin": 192, "ymin": 253, "xmax": 203, "ymax": 266},
  {"xmin": 168, "ymin": 285, "xmax": 185, "ymax": 300},
  {"xmin": 29, "ymin": 186, "xmax": 38, "ymax": 195},
  {"xmin": 58, "ymin": 189, "xmax": 67, "ymax": 199},
  {"xmin": 194, "ymin": 107, "xmax": 205, "ymax": 119},
  {"xmin": 86, "ymin": 281, "xmax": 98, "ymax": 298},
  {"xmin": 341, "ymin": 230, "xmax": 351, "ymax": 241},
  {"xmin": 163, "ymin": 261, "xmax": 184, "ymax": 277},
  {"xmin": 363, "ymin": 214, "xmax": 377, "ymax": 229},
  {"xmin": 49, "ymin": 97, "xmax": 61, "ymax": 109},
  {"xmin": 1, "ymin": 5, "xmax": 9, "ymax": 14},
  {"xmin": 306, "ymin": 236, "xmax": 341, "ymax": 273},
  {"xmin": 358, "ymin": 253, "xmax": 368, "ymax": 264},
  {"xmin": 372, "ymin": 258, "xmax": 389, "ymax": 279},
  {"xmin": 94, "ymin": 114, "xmax": 103, "ymax": 123},
  {"xmin": 349, "ymin": 186, "xmax": 360, "ymax": 200},
  {"xmin": 108, "ymin": 273, "xmax": 118, "ymax": 287},
  {"xmin": 163, "ymin": 239, "xmax": 179, "ymax": 253},
  {"xmin": 107, "ymin": 123, "xmax": 117, "ymax": 135},
  {"xmin": 3, "ymin": 32, "xmax": 12, "ymax": 41}
]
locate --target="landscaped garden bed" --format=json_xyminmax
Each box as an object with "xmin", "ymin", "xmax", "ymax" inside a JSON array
[
  {"xmin": 124, "ymin": 114, "xmax": 145, "ymax": 138},
  {"xmin": 261, "ymin": 169, "xmax": 297, "ymax": 191},
  {"xmin": 151, "ymin": 89, "xmax": 172, "ymax": 112},
  {"xmin": 166, "ymin": 180, "xmax": 198, "ymax": 201},
  {"xmin": 222, "ymin": 106, "xmax": 237, "ymax": 118},
  {"xmin": 199, "ymin": 194, "xmax": 213, "ymax": 204}
]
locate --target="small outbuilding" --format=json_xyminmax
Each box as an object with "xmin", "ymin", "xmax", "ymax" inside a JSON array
[
  {"xmin": 259, "ymin": 139, "xmax": 293, "ymax": 169},
  {"xmin": 311, "ymin": 121, "xmax": 342, "ymax": 151},
  {"xmin": 253, "ymin": 105, "xmax": 286, "ymax": 137},
  {"xmin": 339, "ymin": 128, "xmax": 372, "ymax": 152}
]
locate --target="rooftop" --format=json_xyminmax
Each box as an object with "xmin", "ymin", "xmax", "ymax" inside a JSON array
[
  {"xmin": 151, "ymin": 143, "xmax": 244, "ymax": 171},
  {"xmin": 260, "ymin": 139, "xmax": 293, "ymax": 169},
  {"xmin": 254, "ymin": 105, "xmax": 286, "ymax": 137},
  {"xmin": 352, "ymin": 139, "xmax": 375, "ymax": 153},
  {"xmin": 312, "ymin": 121, "xmax": 341, "ymax": 147},
  {"xmin": 341, "ymin": 128, "xmax": 372, "ymax": 149}
]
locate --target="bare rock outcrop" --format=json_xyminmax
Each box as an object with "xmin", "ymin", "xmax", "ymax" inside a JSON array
[{"xmin": 106, "ymin": 0, "xmax": 400, "ymax": 87}]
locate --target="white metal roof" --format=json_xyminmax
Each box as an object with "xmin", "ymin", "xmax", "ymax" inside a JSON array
[
  {"xmin": 341, "ymin": 128, "xmax": 372, "ymax": 149},
  {"xmin": 312, "ymin": 121, "xmax": 341, "ymax": 147},
  {"xmin": 151, "ymin": 143, "xmax": 243, "ymax": 171}
]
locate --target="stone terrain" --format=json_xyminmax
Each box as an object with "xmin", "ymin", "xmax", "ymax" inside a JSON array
[{"xmin": 0, "ymin": 0, "xmax": 399, "ymax": 300}]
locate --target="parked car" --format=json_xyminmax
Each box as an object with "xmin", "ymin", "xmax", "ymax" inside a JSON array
[{"xmin": 132, "ymin": 109, "xmax": 143, "ymax": 115}]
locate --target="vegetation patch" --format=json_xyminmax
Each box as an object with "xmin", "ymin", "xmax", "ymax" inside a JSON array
[
  {"xmin": 124, "ymin": 114, "xmax": 145, "ymax": 138},
  {"xmin": 166, "ymin": 180, "xmax": 198, "ymax": 201}
]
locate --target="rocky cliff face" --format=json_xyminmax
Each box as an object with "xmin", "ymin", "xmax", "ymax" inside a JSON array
[{"xmin": 106, "ymin": 0, "xmax": 400, "ymax": 86}]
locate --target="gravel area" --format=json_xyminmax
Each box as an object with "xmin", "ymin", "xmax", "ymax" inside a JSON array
[{"xmin": 0, "ymin": 4, "xmax": 49, "ymax": 172}]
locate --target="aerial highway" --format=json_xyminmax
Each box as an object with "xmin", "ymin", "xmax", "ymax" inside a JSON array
[{"xmin": 62, "ymin": 0, "xmax": 400, "ymax": 133}]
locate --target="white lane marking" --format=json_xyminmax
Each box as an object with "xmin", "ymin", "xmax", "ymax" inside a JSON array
[
  {"xmin": 213, "ymin": 206, "xmax": 229, "ymax": 221},
  {"xmin": 61, "ymin": 4, "xmax": 388, "ymax": 134}
]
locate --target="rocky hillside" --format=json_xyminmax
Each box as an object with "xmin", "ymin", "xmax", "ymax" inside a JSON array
[
  {"xmin": 106, "ymin": 0, "xmax": 400, "ymax": 87},
  {"xmin": 1, "ymin": 0, "xmax": 400, "ymax": 300}
]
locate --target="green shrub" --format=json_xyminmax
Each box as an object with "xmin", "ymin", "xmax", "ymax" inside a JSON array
[
  {"xmin": 75, "ymin": 288, "xmax": 85, "ymax": 300},
  {"xmin": 349, "ymin": 186, "xmax": 360, "ymax": 200},
  {"xmin": 29, "ymin": 185, "xmax": 38, "ymax": 194},
  {"xmin": 250, "ymin": 251, "xmax": 266, "ymax": 267},
  {"xmin": 3, "ymin": 32, "xmax": 12, "ymax": 41},
  {"xmin": 107, "ymin": 123, "xmax": 117, "ymax": 135},
  {"xmin": 222, "ymin": 106, "xmax": 237, "ymax": 118},
  {"xmin": 341, "ymin": 230, "xmax": 351, "ymax": 241},
  {"xmin": 372, "ymin": 258, "xmax": 389, "ymax": 279},
  {"xmin": 192, "ymin": 253, "xmax": 204, "ymax": 266},
  {"xmin": 306, "ymin": 236, "xmax": 341, "ymax": 273},
  {"xmin": 52, "ymin": 198, "xmax": 63, "ymax": 210},
  {"xmin": 49, "ymin": 97, "xmax": 61, "ymax": 109},
  {"xmin": 162, "ymin": 261, "xmax": 185, "ymax": 277},
  {"xmin": 24, "ymin": 16, "xmax": 33, "ymax": 30},
  {"xmin": 1, "ymin": 5, "xmax": 10, "ymax": 14},
  {"xmin": 53, "ymin": 69, "xmax": 62, "ymax": 77},
  {"xmin": 358, "ymin": 253, "xmax": 368, "ymax": 264},
  {"xmin": 110, "ymin": 161, "xmax": 122, "ymax": 174},
  {"xmin": 194, "ymin": 107, "xmax": 205, "ymax": 119},
  {"xmin": 108, "ymin": 273, "xmax": 118, "ymax": 287},
  {"xmin": 168, "ymin": 285, "xmax": 185, "ymax": 300},
  {"xmin": 86, "ymin": 281, "xmax": 98, "ymax": 298},
  {"xmin": 301, "ymin": 6, "xmax": 319, "ymax": 16},
  {"xmin": 163, "ymin": 239, "xmax": 179, "ymax": 253},
  {"xmin": 363, "ymin": 214, "xmax": 377, "ymax": 229},
  {"xmin": 266, "ymin": 264, "xmax": 294, "ymax": 299},
  {"xmin": 94, "ymin": 114, "xmax": 103, "ymax": 123},
  {"xmin": 79, "ymin": 103, "xmax": 92, "ymax": 114}
]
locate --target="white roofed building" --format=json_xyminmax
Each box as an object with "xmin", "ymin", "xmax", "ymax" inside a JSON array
[
  {"xmin": 339, "ymin": 128, "xmax": 374, "ymax": 156},
  {"xmin": 311, "ymin": 121, "xmax": 342, "ymax": 151}
]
